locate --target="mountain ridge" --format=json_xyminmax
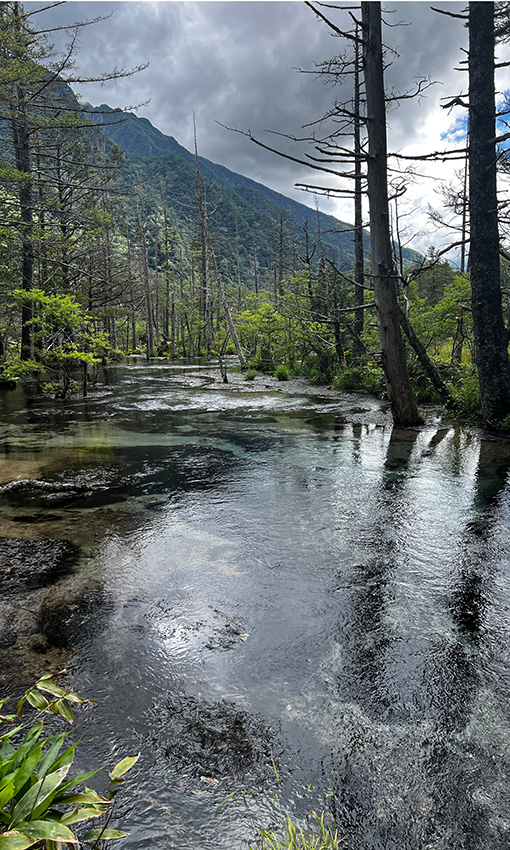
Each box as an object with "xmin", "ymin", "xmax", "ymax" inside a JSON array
[{"xmin": 89, "ymin": 103, "xmax": 421, "ymax": 281}]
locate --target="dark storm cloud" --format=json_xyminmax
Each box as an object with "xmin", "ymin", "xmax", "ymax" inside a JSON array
[{"xmin": 27, "ymin": 1, "xmax": 501, "ymax": 244}]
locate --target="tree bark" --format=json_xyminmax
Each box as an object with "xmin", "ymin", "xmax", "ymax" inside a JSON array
[
  {"xmin": 468, "ymin": 1, "xmax": 510, "ymax": 421},
  {"xmin": 353, "ymin": 22, "xmax": 365, "ymax": 365},
  {"xmin": 361, "ymin": 1, "xmax": 422, "ymax": 425}
]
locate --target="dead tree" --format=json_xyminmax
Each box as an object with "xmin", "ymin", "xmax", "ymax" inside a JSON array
[{"xmin": 468, "ymin": 1, "xmax": 510, "ymax": 420}]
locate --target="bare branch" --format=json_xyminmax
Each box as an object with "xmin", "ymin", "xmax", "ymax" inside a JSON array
[{"xmin": 431, "ymin": 6, "xmax": 468, "ymax": 21}]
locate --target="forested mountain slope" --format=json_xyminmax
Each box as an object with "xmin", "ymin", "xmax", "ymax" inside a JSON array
[{"xmin": 91, "ymin": 104, "xmax": 420, "ymax": 280}]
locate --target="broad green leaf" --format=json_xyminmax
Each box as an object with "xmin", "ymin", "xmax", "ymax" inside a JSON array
[
  {"xmin": 50, "ymin": 740, "xmax": 80, "ymax": 773},
  {"xmin": 55, "ymin": 699, "xmax": 73, "ymax": 723},
  {"xmin": 52, "ymin": 791, "xmax": 108, "ymax": 806},
  {"xmin": 14, "ymin": 820, "xmax": 77, "ymax": 844},
  {"xmin": 34, "ymin": 682, "xmax": 68, "ymax": 699},
  {"xmin": 109, "ymin": 754, "xmax": 139, "ymax": 781},
  {"xmin": 10, "ymin": 765, "xmax": 70, "ymax": 826},
  {"xmin": 55, "ymin": 769, "xmax": 101, "ymax": 796},
  {"xmin": 61, "ymin": 806, "xmax": 108, "ymax": 826},
  {"xmin": 11, "ymin": 744, "xmax": 43, "ymax": 797},
  {"xmin": 0, "ymin": 783, "xmax": 14, "ymax": 811},
  {"xmin": 82, "ymin": 828, "xmax": 128, "ymax": 842},
  {"xmin": 24, "ymin": 692, "xmax": 49, "ymax": 713},
  {"xmin": 0, "ymin": 830, "xmax": 35, "ymax": 850},
  {"xmin": 11, "ymin": 724, "xmax": 43, "ymax": 772},
  {"xmin": 0, "ymin": 730, "xmax": 21, "ymax": 747},
  {"xmin": 37, "ymin": 734, "xmax": 67, "ymax": 779}
]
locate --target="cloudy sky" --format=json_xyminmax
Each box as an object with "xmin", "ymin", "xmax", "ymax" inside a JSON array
[{"xmin": 28, "ymin": 1, "xmax": 510, "ymax": 258}]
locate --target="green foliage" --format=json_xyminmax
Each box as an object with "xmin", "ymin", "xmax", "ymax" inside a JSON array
[
  {"xmin": 0, "ymin": 675, "xmax": 138, "ymax": 850},
  {"xmin": 407, "ymin": 274, "xmax": 471, "ymax": 358},
  {"xmin": 446, "ymin": 367, "xmax": 482, "ymax": 418},
  {"xmin": 11, "ymin": 290, "xmax": 112, "ymax": 397},
  {"xmin": 333, "ymin": 364, "xmax": 384, "ymax": 394},
  {"xmin": 249, "ymin": 811, "xmax": 341, "ymax": 850},
  {"xmin": 275, "ymin": 365, "xmax": 290, "ymax": 381},
  {"xmin": 0, "ymin": 359, "xmax": 43, "ymax": 382},
  {"xmin": 245, "ymin": 369, "xmax": 257, "ymax": 381}
]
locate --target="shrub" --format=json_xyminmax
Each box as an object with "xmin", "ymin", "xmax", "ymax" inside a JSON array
[
  {"xmin": 333, "ymin": 364, "xmax": 384, "ymax": 394},
  {"xmin": 0, "ymin": 675, "xmax": 138, "ymax": 850},
  {"xmin": 447, "ymin": 368, "xmax": 482, "ymax": 418},
  {"xmin": 245, "ymin": 369, "xmax": 257, "ymax": 381},
  {"xmin": 275, "ymin": 365, "xmax": 290, "ymax": 381}
]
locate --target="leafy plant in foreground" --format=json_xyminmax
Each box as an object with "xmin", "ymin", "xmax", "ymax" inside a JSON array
[{"xmin": 0, "ymin": 675, "xmax": 138, "ymax": 850}]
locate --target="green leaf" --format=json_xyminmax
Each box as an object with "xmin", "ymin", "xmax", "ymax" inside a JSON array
[
  {"xmin": 82, "ymin": 829, "xmax": 128, "ymax": 842},
  {"xmin": 49, "ymin": 740, "xmax": 79, "ymax": 773},
  {"xmin": 24, "ymin": 692, "xmax": 49, "ymax": 713},
  {"xmin": 60, "ymin": 806, "xmax": 108, "ymax": 826},
  {"xmin": 14, "ymin": 820, "xmax": 78, "ymax": 844},
  {"xmin": 34, "ymin": 682, "xmax": 68, "ymax": 699},
  {"xmin": 0, "ymin": 831, "xmax": 35, "ymax": 850},
  {"xmin": 11, "ymin": 724, "xmax": 43, "ymax": 771},
  {"xmin": 53, "ymin": 769, "xmax": 101, "ymax": 797},
  {"xmin": 0, "ymin": 729, "xmax": 21, "ymax": 747},
  {"xmin": 0, "ymin": 783, "xmax": 14, "ymax": 811},
  {"xmin": 10, "ymin": 765, "xmax": 70, "ymax": 826},
  {"xmin": 11, "ymin": 744, "xmax": 43, "ymax": 797},
  {"xmin": 108, "ymin": 754, "xmax": 139, "ymax": 781},
  {"xmin": 37, "ymin": 734, "xmax": 67, "ymax": 779},
  {"xmin": 52, "ymin": 790, "xmax": 108, "ymax": 806},
  {"xmin": 55, "ymin": 699, "xmax": 73, "ymax": 723}
]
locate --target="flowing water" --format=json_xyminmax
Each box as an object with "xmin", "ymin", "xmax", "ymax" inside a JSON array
[{"xmin": 1, "ymin": 362, "xmax": 510, "ymax": 850}]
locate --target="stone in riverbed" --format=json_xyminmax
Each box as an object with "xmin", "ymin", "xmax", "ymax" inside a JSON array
[{"xmin": 0, "ymin": 538, "xmax": 79, "ymax": 591}]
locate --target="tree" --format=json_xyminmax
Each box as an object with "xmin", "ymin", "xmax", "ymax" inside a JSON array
[
  {"xmin": 468, "ymin": 1, "xmax": 510, "ymax": 420},
  {"xmin": 360, "ymin": 2, "xmax": 422, "ymax": 424},
  {"xmin": 0, "ymin": 2, "xmax": 146, "ymax": 361}
]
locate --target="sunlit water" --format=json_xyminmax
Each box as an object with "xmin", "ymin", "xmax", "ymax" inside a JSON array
[{"xmin": 1, "ymin": 362, "xmax": 510, "ymax": 849}]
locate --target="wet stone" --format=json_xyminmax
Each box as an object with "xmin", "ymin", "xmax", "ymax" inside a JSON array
[
  {"xmin": 0, "ymin": 538, "xmax": 79, "ymax": 591},
  {"xmin": 39, "ymin": 586, "xmax": 107, "ymax": 649},
  {"xmin": 148, "ymin": 693, "xmax": 279, "ymax": 784}
]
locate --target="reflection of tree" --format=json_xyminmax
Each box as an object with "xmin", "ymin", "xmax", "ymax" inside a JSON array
[
  {"xmin": 421, "ymin": 438, "xmax": 510, "ymax": 848},
  {"xmin": 328, "ymin": 428, "xmax": 510, "ymax": 848},
  {"xmin": 341, "ymin": 427, "xmax": 419, "ymax": 717},
  {"xmin": 443, "ymin": 439, "xmax": 510, "ymax": 692}
]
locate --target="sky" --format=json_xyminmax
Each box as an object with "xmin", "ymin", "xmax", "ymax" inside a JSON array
[{"xmin": 27, "ymin": 1, "xmax": 510, "ymax": 259}]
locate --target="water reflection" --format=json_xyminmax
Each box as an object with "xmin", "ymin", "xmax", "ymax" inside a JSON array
[{"xmin": 1, "ymin": 368, "xmax": 510, "ymax": 849}]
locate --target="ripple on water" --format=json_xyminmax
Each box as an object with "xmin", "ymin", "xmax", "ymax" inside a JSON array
[{"xmin": 1, "ymin": 366, "xmax": 510, "ymax": 849}]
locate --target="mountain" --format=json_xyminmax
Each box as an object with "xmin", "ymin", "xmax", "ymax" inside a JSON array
[{"xmin": 91, "ymin": 105, "xmax": 421, "ymax": 284}]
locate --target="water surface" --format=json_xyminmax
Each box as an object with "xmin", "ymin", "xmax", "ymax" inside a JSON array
[{"xmin": 1, "ymin": 363, "xmax": 509, "ymax": 849}]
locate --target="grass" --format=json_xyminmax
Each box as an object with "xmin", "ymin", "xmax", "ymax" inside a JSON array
[{"xmin": 249, "ymin": 811, "xmax": 341, "ymax": 850}]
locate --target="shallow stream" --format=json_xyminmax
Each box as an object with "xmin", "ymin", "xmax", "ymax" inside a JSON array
[{"xmin": 1, "ymin": 362, "xmax": 510, "ymax": 849}]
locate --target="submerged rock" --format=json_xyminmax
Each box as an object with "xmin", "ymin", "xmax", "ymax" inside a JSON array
[
  {"xmin": 0, "ymin": 538, "xmax": 79, "ymax": 591},
  {"xmin": 39, "ymin": 585, "xmax": 106, "ymax": 648},
  {"xmin": 148, "ymin": 693, "xmax": 278, "ymax": 784}
]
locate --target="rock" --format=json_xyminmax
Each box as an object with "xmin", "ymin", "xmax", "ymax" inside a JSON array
[
  {"xmin": 39, "ymin": 586, "xmax": 105, "ymax": 648},
  {"xmin": 0, "ymin": 538, "xmax": 79, "ymax": 591},
  {"xmin": 148, "ymin": 693, "xmax": 279, "ymax": 783}
]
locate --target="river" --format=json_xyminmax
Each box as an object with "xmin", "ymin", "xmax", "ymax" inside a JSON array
[{"xmin": 1, "ymin": 362, "xmax": 510, "ymax": 849}]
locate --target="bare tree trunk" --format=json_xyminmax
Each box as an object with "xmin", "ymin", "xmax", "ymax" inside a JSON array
[
  {"xmin": 136, "ymin": 195, "xmax": 154, "ymax": 362},
  {"xmin": 398, "ymin": 307, "xmax": 452, "ymax": 404},
  {"xmin": 352, "ymin": 22, "xmax": 365, "ymax": 366},
  {"xmin": 468, "ymin": 1, "xmax": 510, "ymax": 421},
  {"xmin": 361, "ymin": 2, "xmax": 422, "ymax": 425},
  {"xmin": 194, "ymin": 116, "xmax": 211, "ymax": 355},
  {"xmin": 212, "ymin": 253, "xmax": 246, "ymax": 367}
]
